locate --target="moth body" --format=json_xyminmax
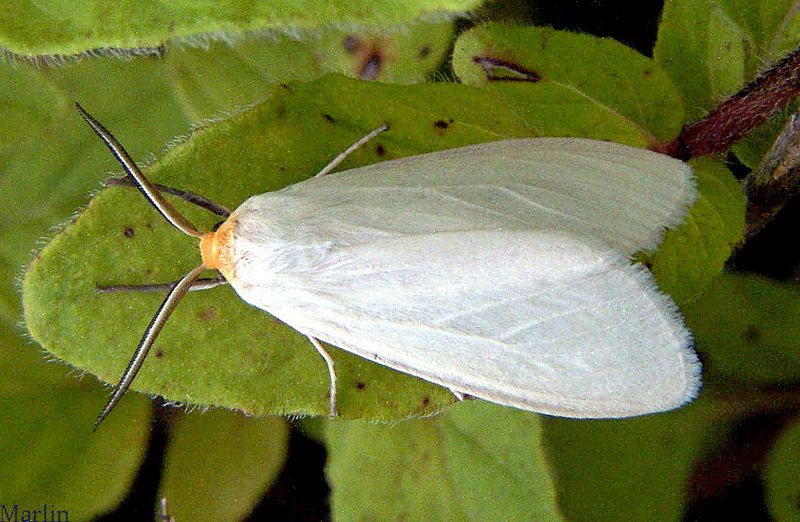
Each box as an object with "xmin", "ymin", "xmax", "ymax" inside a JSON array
[{"xmin": 200, "ymin": 138, "xmax": 701, "ymax": 418}]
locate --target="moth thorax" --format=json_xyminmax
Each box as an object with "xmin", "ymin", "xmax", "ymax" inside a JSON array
[{"xmin": 200, "ymin": 217, "xmax": 237, "ymax": 279}]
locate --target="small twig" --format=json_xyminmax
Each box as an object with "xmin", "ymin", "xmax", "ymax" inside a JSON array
[{"xmin": 743, "ymin": 110, "xmax": 800, "ymax": 242}]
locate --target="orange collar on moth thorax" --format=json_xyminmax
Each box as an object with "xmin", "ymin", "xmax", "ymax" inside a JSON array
[{"xmin": 200, "ymin": 216, "xmax": 238, "ymax": 280}]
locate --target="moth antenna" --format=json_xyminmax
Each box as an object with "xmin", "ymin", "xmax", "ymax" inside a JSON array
[
  {"xmin": 94, "ymin": 264, "xmax": 209, "ymax": 431},
  {"xmin": 76, "ymin": 103, "xmax": 203, "ymax": 238}
]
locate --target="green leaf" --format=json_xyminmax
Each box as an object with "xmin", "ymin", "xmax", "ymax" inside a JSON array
[
  {"xmin": 646, "ymin": 157, "xmax": 746, "ymax": 305},
  {"xmin": 765, "ymin": 416, "xmax": 800, "ymax": 521},
  {"xmin": 164, "ymin": 19, "xmax": 456, "ymax": 121},
  {"xmin": 159, "ymin": 410, "xmax": 289, "ymax": 520},
  {"xmin": 0, "ymin": 0, "xmax": 478, "ymax": 57},
  {"xmin": 325, "ymin": 401, "xmax": 563, "ymax": 521},
  {"xmin": 0, "ymin": 386, "xmax": 151, "ymax": 520},
  {"xmin": 453, "ymin": 24, "xmax": 686, "ymax": 144},
  {"xmin": 654, "ymin": 0, "xmax": 748, "ymax": 120},
  {"xmin": 682, "ymin": 273, "xmax": 800, "ymax": 385},
  {"xmin": 543, "ymin": 399, "xmax": 718, "ymax": 521},
  {"xmin": 0, "ymin": 16, "xmax": 468, "ymax": 518}
]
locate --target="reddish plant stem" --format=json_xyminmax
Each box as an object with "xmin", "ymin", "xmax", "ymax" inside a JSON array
[{"xmin": 658, "ymin": 45, "xmax": 800, "ymax": 160}]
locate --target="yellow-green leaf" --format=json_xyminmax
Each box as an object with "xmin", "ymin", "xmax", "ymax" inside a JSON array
[
  {"xmin": 646, "ymin": 157, "xmax": 746, "ymax": 305},
  {"xmin": 0, "ymin": 386, "xmax": 150, "ymax": 520},
  {"xmin": 159, "ymin": 409, "xmax": 289, "ymax": 520},
  {"xmin": 543, "ymin": 399, "xmax": 718, "ymax": 521},
  {"xmin": 765, "ymin": 416, "xmax": 800, "ymax": 521},
  {"xmin": 683, "ymin": 273, "xmax": 800, "ymax": 385},
  {"xmin": 453, "ymin": 24, "xmax": 685, "ymax": 144},
  {"xmin": 0, "ymin": 0, "xmax": 478, "ymax": 57},
  {"xmin": 326, "ymin": 401, "xmax": 563, "ymax": 521}
]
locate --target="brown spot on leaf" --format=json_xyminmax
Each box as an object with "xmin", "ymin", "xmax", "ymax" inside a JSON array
[
  {"xmin": 472, "ymin": 56, "xmax": 542, "ymax": 82},
  {"xmin": 343, "ymin": 35, "xmax": 361, "ymax": 53},
  {"xmin": 322, "ymin": 113, "xmax": 335, "ymax": 123},
  {"xmin": 123, "ymin": 227, "xmax": 134, "ymax": 238},
  {"xmin": 355, "ymin": 381, "xmax": 366, "ymax": 390},
  {"xmin": 742, "ymin": 324, "xmax": 761, "ymax": 342},
  {"xmin": 375, "ymin": 144, "xmax": 386, "ymax": 157},
  {"xmin": 421, "ymin": 397, "xmax": 430, "ymax": 405},
  {"xmin": 433, "ymin": 119, "xmax": 454, "ymax": 135},
  {"xmin": 360, "ymin": 53, "xmax": 382, "ymax": 81},
  {"xmin": 418, "ymin": 46, "xmax": 431, "ymax": 59},
  {"xmin": 155, "ymin": 350, "xmax": 164, "ymax": 358},
  {"xmin": 197, "ymin": 307, "xmax": 217, "ymax": 321}
]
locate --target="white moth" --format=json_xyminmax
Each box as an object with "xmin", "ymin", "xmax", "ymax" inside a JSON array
[{"xmin": 76, "ymin": 104, "xmax": 701, "ymax": 429}]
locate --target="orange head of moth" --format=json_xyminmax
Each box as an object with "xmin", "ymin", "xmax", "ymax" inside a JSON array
[{"xmin": 200, "ymin": 217, "xmax": 237, "ymax": 280}]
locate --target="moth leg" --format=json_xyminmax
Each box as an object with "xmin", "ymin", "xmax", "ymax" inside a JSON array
[
  {"xmin": 308, "ymin": 336, "xmax": 338, "ymax": 417},
  {"xmin": 96, "ymin": 276, "xmax": 227, "ymax": 294},
  {"xmin": 103, "ymin": 176, "xmax": 231, "ymax": 217},
  {"xmin": 314, "ymin": 123, "xmax": 390, "ymax": 178},
  {"xmin": 450, "ymin": 389, "xmax": 466, "ymax": 402},
  {"xmin": 156, "ymin": 498, "xmax": 175, "ymax": 522}
]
